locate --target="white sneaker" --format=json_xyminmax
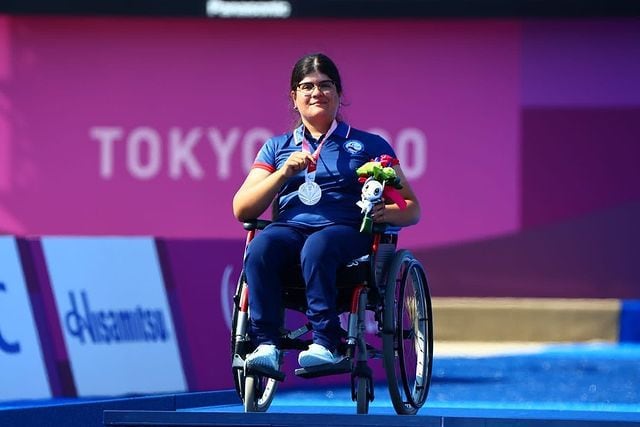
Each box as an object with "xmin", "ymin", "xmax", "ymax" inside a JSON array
[
  {"xmin": 298, "ymin": 343, "xmax": 344, "ymax": 368},
  {"xmin": 245, "ymin": 344, "xmax": 279, "ymax": 371}
]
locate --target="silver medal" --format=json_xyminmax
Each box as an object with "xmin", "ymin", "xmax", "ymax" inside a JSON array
[
  {"xmin": 298, "ymin": 181, "xmax": 322, "ymax": 205},
  {"xmin": 296, "ymin": 120, "xmax": 337, "ymax": 206}
]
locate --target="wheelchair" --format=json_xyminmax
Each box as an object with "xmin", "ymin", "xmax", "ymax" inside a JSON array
[{"xmin": 230, "ymin": 219, "xmax": 433, "ymax": 415}]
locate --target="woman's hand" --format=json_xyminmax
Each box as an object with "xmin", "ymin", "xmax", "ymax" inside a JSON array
[
  {"xmin": 368, "ymin": 165, "xmax": 420, "ymax": 227},
  {"xmin": 232, "ymin": 151, "xmax": 318, "ymax": 221},
  {"xmin": 281, "ymin": 152, "xmax": 316, "ymax": 177},
  {"xmin": 371, "ymin": 201, "xmax": 386, "ymax": 223}
]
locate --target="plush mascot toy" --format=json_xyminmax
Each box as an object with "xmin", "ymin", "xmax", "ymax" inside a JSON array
[{"xmin": 355, "ymin": 155, "xmax": 407, "ymax": 233}]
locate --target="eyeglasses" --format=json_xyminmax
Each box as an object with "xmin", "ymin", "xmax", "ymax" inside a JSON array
[{"xmin": 296, "ymin": 80, "xmax": 336, "ymax": 96}]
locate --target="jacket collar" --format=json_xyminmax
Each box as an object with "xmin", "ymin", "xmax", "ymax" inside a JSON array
[{"xmin": 293, "ymin": 120, "xmax": 351, "ymax": 145}]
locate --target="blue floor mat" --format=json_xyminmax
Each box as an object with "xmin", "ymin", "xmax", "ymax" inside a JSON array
[
  {"xmin": 252, "ymin": 343, "xmax": 640, "ymax": 413},
  {"xmin": 3, "ymin": 343, "xmax": 640, "ymax": 414}
]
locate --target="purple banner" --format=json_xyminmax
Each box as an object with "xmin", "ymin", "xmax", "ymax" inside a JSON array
[
  {"xmin": 0, "ymin": 17, "xmax": 521, "ymax": 249},
  {"xmin": 522, "ymin": 20, "xmax": 640, "ymax": 107},
  {"xmin": 0, "ymin": 16, "xmax": 637, "ymax": 297},
  {"xmin": 156, "ymin": 238, "xmax": 245, "ymax": 391}
]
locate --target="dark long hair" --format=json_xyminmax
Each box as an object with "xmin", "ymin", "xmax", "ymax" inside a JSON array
[
  {"xmin": 290, "ymin": 53, "xmax": 345, "ymax": 127},
  {"xmin": 290, "ymin": 53, "xmax": 343, "ymax": 95}
]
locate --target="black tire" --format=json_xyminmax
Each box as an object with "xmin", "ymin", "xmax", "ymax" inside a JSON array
[
  {"xmin": 382, "ymin": 250, "xmax": 433, "ymax": 415},
  {"xmin": 356, "ymin": 376, "xmax": 371, "ymax": 414},
  {"xmin": 231, "ymin": 271, "xmax": 278, "ymax": 412}
]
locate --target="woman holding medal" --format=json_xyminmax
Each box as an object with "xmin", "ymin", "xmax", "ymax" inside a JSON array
[{"xmin": 232, "ymin": 53, "xmax": 420, "ymax": 372}]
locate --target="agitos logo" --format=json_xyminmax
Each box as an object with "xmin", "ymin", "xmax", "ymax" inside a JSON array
[{"xmin": 0, "ymin": 282, "xmax": 21, "ymax": 354}]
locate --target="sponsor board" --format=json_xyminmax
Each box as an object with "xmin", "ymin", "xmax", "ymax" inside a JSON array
[
  {"xmin": 41, "ymin": 237, "xmax": 186, "ymax": 396},
  {"xmin": 0, "ymin": 236, "xmax": 51, "ymax": 400}
]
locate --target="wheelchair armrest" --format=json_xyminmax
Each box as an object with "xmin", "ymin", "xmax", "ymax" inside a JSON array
[
  {"xmin": 243, "ymin": 221, "xmax": 397, "ymax": 233},
  {"xmin": 372, "ymin": 223, "xmax": 401, "ymax": 235},
  {"xmin": 243, "ymin": 219, "xmax": 272, "ymax": 231}
]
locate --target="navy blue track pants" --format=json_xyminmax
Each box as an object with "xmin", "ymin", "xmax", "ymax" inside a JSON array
[{"xmin": 244, "ymin": 223, "xmax": 373, "ymax": 351}]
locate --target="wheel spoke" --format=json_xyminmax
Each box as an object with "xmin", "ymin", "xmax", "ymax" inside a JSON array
[{"xmin": 402, "ymin": 329, "xmax": 415, "ymax": 339}]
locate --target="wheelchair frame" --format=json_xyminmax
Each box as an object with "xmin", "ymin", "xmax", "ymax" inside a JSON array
[{"xmin": 230, "ymin": 219, "xmax": 433, "ymax": 415}]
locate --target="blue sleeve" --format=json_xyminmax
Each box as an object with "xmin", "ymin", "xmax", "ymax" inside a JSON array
[
  {"xmin": 370, "ymin": 134, "xmax": 397, "ymax": 160},
  {"xmin": 252, "ymin": 138, "xmax": 277, "ymax": 173}
]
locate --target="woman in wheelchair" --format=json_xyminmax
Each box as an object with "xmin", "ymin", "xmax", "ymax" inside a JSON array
[{"xmin": 232, "ymin": 53, "xmax": 421, "ymax": 374}]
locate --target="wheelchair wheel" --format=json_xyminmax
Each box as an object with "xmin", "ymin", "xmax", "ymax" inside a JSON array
[
  {"xmin": 382, "ymin": 250, "xmax": 433, "ymax": 415},
  {"xmin": 356, "ymin": 375, "xmax": 371, "ymax": 414},
  {"xmin": 244, "ymin": 374, "xmax": 278, "ymax": 412},
  {"xmin": 351, "ymin": 288, "xmax": 373, "ymax": 415},
  {"xmin": 230, "ymin": 272, "xmax": 278, "ymax": 412}
]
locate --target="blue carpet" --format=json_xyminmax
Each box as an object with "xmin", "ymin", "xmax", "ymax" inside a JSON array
[
  {"xmin": 188, "ymin": 343, "xmax": 640, "ymax": 415},
  {"xmin": 3, "ymin": 343, "xmax": 640, "ymax": 424}
]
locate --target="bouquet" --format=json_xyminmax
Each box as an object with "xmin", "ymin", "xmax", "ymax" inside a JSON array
[{"xmin": 355, "ymin": 155, "xmax": 407, "ymax": 233}]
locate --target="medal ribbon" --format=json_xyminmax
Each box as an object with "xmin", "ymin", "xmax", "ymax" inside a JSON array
[{"xmin": 301, "ymin": 120, "xmax": 338, "ymax": 182}]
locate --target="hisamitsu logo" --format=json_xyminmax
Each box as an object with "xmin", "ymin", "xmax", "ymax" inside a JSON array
[
  {"xmin": 64, "ymin": 290, "xmax": 169, "ymax": 345},
  {"xmin": 0, "ymin": 282, "xmax": 21, "ymax": 354}
]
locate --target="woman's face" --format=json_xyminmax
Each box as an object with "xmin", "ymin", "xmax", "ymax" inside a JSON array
[{"xmin": 291, "ymin": 71, "xmax": 340, "ymax": 128}]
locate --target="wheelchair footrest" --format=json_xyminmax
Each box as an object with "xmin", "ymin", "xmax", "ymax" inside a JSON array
[
  {"xmin": 294, "ymin": 358, "xmax": 352, "ymax": 379},
  {"xmin": 245, "ymin": 364, "xmax": 286, "ymax": 382}
]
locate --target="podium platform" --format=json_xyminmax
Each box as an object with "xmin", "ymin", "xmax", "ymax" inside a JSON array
[{"xmin": 103, "ymin": 405, "xmax": 640, "ymax": 427}]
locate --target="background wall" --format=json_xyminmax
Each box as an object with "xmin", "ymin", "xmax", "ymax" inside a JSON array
[
  {"xmin": 1, "ymin": 16, "xmax": 638, "ymax": 297},
  {"xmin": 0, "ymin": 17, "xmax": 520, "ymax": 249}
]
